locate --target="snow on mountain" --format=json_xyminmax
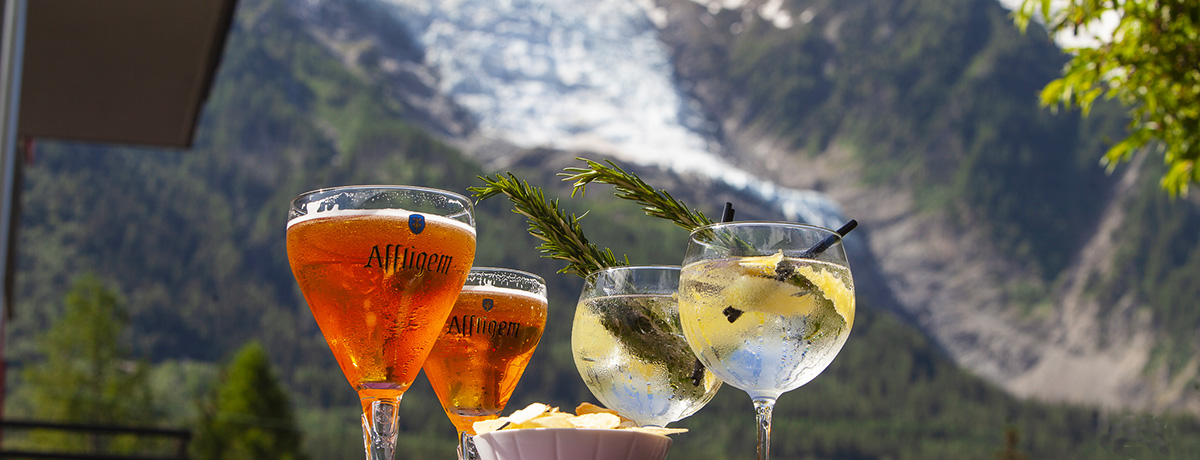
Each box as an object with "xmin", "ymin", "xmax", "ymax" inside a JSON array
[{"xmin": 373, "ymin": 0, "xmax": 846, "ymax": 229}]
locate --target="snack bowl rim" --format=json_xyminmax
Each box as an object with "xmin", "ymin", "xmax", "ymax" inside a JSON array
[{"xmin": 473, "ymin": 427, "xmax": 673, "ymax": 460}]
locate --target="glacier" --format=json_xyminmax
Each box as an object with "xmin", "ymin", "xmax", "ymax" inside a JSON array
[{"xmin": 372, "ymin": 0, "xmax": 846, "ymax": 229}]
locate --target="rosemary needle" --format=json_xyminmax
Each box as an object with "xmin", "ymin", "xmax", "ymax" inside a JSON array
[
  {"xmin": 561, "ymin": 158, "xmax": 714, "ymax": 231},
  {"xmin": 470, "ymin": 172, "xmax": 627, "ymax": 277}
]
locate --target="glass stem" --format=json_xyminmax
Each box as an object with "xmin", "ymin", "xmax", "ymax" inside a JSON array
[
  {"xmin": 752, "ymin": 397, "xmax": 776, "ymax": 460},
  {"xmin": 457, "ymin": 431, "xmax": 478, "ymax": 460},
  {"xmin": 362, "ymin": 396, "xmax": 402, "ymax": 460}
]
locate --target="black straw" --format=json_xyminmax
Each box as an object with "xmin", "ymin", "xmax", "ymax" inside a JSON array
[
  {"xmin": 696, "ymin": 201, "xmax": 736, "ymax": 383},
  {"xmin": 800, "ymin": 219, "xmax": 857, "ymax": 258}
]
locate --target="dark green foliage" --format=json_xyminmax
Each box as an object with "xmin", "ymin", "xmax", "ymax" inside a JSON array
[
  {"xmin": 192, "ymin": 342, "xmax": 307, "ymax": 460},
  {"xmin": 7, "ymin": 274, "xmax": 161, "ymax": 455},
  {"xmin": 1015, "ymin": 0, "xmax": 1200, "ymax": 195}
]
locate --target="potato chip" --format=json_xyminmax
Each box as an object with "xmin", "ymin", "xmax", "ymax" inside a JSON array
[
  {"xmin": 629, "ymin": 426, "xmax": 689, "ymax": 436},
  {"xmin": 507, "ymin": 403, "xmax": 551, "ymax": 424},
  {"xmin": 574, "ymin": 402, "xmax": 618, "ymax": 416},
  {"xmin": 473, "ymin": 401, "xmax": 688, "ymax": 436},
  {"xmin": 575, "ymin": 402, "xmax": 638, "ymax": 427},
  {"xmin": 473, "ymin": 419, "xmax": 510, "ymax": 434},
  {"xmin": 569, "ymin": 412, "xmax": 622, "ymax": 429},
  {"xmin": 521, "ymin": 412, "xmax": 575, "ymax": 429}
]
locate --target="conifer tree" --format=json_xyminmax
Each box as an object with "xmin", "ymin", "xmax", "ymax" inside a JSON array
[
  {"xmin": 17, "ymin": 273, "xmax": 155, "ymax": 453},
  {"xmin": 192, "ymin": 341, "xmax": 307, "ymax": 460}
]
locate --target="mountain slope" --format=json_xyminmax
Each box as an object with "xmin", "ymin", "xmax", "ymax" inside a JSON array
[
  {"xmin": 294, "ymin": 0, "xmax": 1200, "ymax": 413},
  {"xmin": 289, "ymin": 0, "xmax": 1200, "ymax": 424},
  {"xmin": 283, "ymin": 0, "xmax": 1200, "ymax": 413},
  {"xmin": 646, "ymin": 0, "xmax": 1200, "ymax": 412}
]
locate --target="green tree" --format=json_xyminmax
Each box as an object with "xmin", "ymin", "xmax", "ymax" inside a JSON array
[
  {"xmin": 192, "ymin": 341, "xmax": 307, "ymax": 460},
  {"xmin": 1015, "ymin": 0, "xmax": 1200, "ymax": 195},
  {"xmin": 14, "ymin": 273, "xmax": 156, "ymax": 453}
]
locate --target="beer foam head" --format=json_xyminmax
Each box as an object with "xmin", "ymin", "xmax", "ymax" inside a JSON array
[
  {"xmin": 466, "ymin": 268, "xmax": 548, "ymax": 298},
  {"xmin": 460, "ymin": 284, "xmax": 548, "ymax": 303},
  {"xmin": 286, "ymin": 207, "xmax": 476, "ymax": 235}
]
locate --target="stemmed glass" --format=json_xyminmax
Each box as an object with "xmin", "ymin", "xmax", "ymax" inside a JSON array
[
  {"xmin": 422, "ymin": 268, "xmax": 548, "ymax": 460},
  {"xmin": 677, "ymin": 222, "xmax": 855, "ymax": 460},
  {"xmin": 571, "ymin": 266, "xmax": 722, "ymax": 427},
  {"xmin": 286, "ymin": 185, "xmax": 477, "ymax": 460}
]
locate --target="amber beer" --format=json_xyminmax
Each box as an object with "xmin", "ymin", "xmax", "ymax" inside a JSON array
[
  {"xmin": 423, "ymin": 281, "xmax": 548, "ymax": 434},
  {"xmin": 287, "ymin": 209, "xmax": 476, "ymax": 399}
]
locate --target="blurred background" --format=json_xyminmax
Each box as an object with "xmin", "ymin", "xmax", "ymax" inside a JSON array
[{"xmin": 2, "ymin": 0, "xmax": 1199, "ymax": 458}]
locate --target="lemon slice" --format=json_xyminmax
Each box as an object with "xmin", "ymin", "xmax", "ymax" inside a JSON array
[
  {"xmin": 794, "ymin": 264, "xmax": 855, "ymax": 327},
  {"xmin": 722, "ymin": 274, "xmax": 814, "ymax": 318},
  {"xmin": 724, "ymin": 251, "xmax": 854, "ymax": 326},
  {"xmin": 736, "ymin": 251, "xmax": 786, "ymax": 277}
]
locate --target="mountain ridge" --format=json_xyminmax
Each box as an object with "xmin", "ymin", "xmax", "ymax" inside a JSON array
[{"xmin": 292, "ymin": 0, "xmax": 1200, "ymax": 413}]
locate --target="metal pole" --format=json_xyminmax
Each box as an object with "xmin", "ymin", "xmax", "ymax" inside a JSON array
[{"xmin": 0, "ymin": 0, "xmax": 28, "ymax": 437}]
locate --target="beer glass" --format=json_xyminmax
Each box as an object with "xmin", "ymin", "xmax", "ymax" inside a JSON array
[
  {"xmin": 678, "ymin": 222, "xmax": 855, "ymax": 460},
  {"xmin": 571, "ymin": 266, "xmax": 721, "ymax": 427},
  {"xmin": 423, "ymin": 268, "xmax": 548, "ymax": 460},
  {"xmin": 286, "ymin": 185, "xmax": 476, "ymax": 460}
]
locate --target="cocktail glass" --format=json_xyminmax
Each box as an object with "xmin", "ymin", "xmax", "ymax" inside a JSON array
[
  {"xmin": 677, "ymin": 222, "xmax": 855, "ymax": 460},
  {"xmin": 572, "ymin": 265, "xmax": 722, "ymax": 427},
  {"xmin": 286, "ymin": 185, "xmax": 477, "ymax": 460},
  {"xmin": 423, "ymin": 267, "xmax": 548, "ymax": 460}
]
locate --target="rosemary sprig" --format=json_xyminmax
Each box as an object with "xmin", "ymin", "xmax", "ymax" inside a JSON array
[
  {"xmin": 469, "ymin": 172, "xmax": 627, "ymax": 277},
  {"xmin": 561, "ymin": 158, "xmax": 714, "ymax": 231},
  {"xmin": 562, "ymin": 157, "xmax": 761, "ymax": 255}
]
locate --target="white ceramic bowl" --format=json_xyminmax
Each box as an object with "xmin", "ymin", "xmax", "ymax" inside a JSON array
[{"xmin": 474, "ymin": 428, "xmax": 673, "ymax": 460}]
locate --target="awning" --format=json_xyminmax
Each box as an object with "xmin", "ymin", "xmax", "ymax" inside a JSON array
[
  {"xmin": 18, "ymin": 0, "xmax": 237, "ymax": 147},
  {"xmin": 2, "ymin": 0, "xmax": 237, "ymax": 314},
  {"xmin": 0, "ymin": 0, "xmax": 238, "ymax": 415}
]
